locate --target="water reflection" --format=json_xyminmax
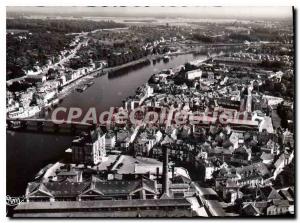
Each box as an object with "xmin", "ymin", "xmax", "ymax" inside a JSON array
[{"xmin": 108, "ymin": 59, "xmax": 151, "ymax": 79}]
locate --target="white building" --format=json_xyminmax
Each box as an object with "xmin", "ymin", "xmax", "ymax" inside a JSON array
[
  {"xmin": 185, "ymin": 69, "xmax": 202, "ymax": 80},
  {"xmin": 105, "ymin": 133, "xmax": 116, "ymax": 151}
]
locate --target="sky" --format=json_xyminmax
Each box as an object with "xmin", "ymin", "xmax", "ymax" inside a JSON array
[{"xmin": 6, "ymin": 6, "xmax": 293, "ymax": 20}]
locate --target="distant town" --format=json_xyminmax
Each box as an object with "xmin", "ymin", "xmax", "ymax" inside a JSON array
[{"xmin": 6, "ymin": 6, "xmax": 294, "ymax": 218}]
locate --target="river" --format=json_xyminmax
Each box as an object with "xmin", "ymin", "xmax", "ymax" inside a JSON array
[{"xmin": 6, "ymin": 53, "xmax": 208, "ymax": 198}]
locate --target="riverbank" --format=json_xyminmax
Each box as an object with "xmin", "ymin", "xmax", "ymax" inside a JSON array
[
  {"xmin": 53, "ymin": 56, "xmax": 156, "ymax": 103},
  {"xmin": 36, "ymin": 51, "xmax": 210, "ymax": 118},
  {"xmin": 57, "ymin": 50, "xmax": 211, "ymax": 92}
]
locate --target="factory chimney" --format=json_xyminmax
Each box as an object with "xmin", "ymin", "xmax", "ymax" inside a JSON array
[
  {"xmin": 161, "ymin": 146, "xmax": 170, "ymax": 198},
  {"xmin": 156, "ymin": 167, "xmax": 160, "ymax": 181}
]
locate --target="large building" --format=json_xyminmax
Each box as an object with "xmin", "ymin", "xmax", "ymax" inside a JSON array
[
  {"xmin": 24, "ymin": 176, "xmax": 159, "ymax": 202},
  {"xmin": 16, "ymin": 148, "xmax": 203, "ymax": 217},
  {"xmin": 185, "ymin": 69, "xmax": 202, "ymax": 80},
  {"xmin": 72, "ymin": 127, "xmax": 106, "ymax": 165},
  {"xmin": 14, "ymin": 199, "xmax": 195, "ymax": 217}
]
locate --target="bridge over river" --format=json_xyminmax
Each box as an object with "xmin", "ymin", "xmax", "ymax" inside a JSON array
[{"xmin": 6, "ymin": 118, "xmax": 94, "ymax": 135}]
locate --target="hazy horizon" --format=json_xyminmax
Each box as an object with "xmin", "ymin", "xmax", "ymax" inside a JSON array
[{"xmin": 7, "ymin": 6, "xmax": 293, "ymax": 20}]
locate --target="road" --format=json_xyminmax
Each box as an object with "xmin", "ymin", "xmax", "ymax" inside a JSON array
[
  {"xmin": 246, "ymin": 81, "xmax": 254, "ymax": 112},
  {"xmin": 191, "ymin": 182, "xmax": 227, "ymax": 217}
]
